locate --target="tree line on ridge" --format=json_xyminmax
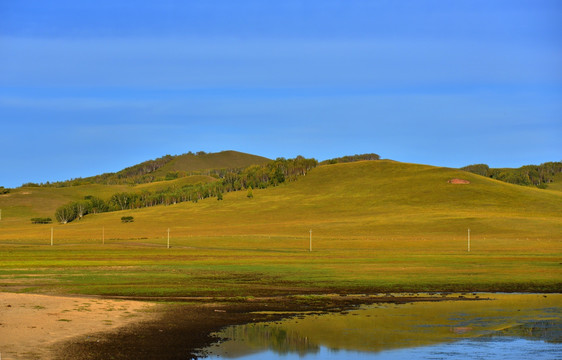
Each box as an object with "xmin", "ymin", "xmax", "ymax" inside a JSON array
[
  {"xmin": 461, "ymin": 162, "xmax": 562, "ymax": 189},
  {"xmin": 54, "ymin": 156, "xmax": 320, "ymax": 224}
]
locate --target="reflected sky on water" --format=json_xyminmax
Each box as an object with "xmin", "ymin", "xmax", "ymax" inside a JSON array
[
  {"xmin": 201, "ymin": 294, "xmax": 562, "ymax": 359},
  {"xmin": 211, "ymin": 337, "xmax": 561, "ymax": 360}
]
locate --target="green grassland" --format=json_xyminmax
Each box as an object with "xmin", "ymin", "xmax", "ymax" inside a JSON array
[
  {"xmin": 0, "ymin": 175, "xmax": 216, "ymax": 220},
  {"xmin": 0, "ymin": 160, "xmax": 560, "ymax": 297}
]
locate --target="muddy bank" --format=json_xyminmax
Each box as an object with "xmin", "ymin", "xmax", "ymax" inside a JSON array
[{"xmin": 55, "ymin": 294, "xmax": 483, "ymax": 360}]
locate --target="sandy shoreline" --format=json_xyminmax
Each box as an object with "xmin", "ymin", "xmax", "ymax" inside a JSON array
[
  {"xmin": 0, "ymin": 292, "xmax": 157, "ymax": 360},
  {"xmin": 0, "ymin": 292, "xmax": 492, "ymax": 359}
]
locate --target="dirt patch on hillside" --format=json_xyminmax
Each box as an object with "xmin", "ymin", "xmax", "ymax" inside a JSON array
[
  {"xmin": 448, "ymin": 178, "xmax": 471, "ymax": 184},
  {"xmin": 0, "ymin": 293, "xmax": 157, "ymax": 359}
]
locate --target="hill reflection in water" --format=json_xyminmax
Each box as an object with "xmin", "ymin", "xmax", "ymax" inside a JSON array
[{"xmin": 202, "ymin": 294, "xmax": 561, "ymax": 359}]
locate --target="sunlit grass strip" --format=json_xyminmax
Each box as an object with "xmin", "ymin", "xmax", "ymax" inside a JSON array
[{"xmin": 0, "ymin": 241, "xmax": 559, "ymax": 296}]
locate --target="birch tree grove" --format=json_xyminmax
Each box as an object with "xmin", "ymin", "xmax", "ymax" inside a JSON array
[
  {"xmin": 54, "ymin": 156, "xmax": 320, "ymax": 223},
  {"xmin": 55, "ymin": 204, "xmax": 76, "ymax": 224}
]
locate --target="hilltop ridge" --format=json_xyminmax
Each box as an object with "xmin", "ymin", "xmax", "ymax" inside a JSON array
[
  {"xmin": 22, "ymin": 150, "xmax": 271, "ymax": 187},
  {"xmin": 150, "ymin": 150, "xmax": 271, "ymax": 179}
]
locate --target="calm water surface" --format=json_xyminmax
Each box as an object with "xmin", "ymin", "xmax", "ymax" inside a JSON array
[{"xmin": 200, "ymin": 294, "xmax": 561, "ymax": 359}]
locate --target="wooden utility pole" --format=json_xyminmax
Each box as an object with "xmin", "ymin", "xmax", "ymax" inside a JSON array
[
  {"xmin": 50, "ymin": 227, "xmax": 53, "ymax": 246},
  {"xmin": 309, "ymin": 229, "xmax": 312, "ymax": 252},
  {"xmin": 467, "ymin": 228, "xmax": 470, "ymax": 252},
  {"xmin": 167, "ymin": 228, "xmax": 170, "ymax": 249}
]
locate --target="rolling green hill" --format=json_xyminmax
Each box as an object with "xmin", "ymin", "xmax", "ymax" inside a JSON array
[
  {"xmin": 2, "ymin": 160, "xmax": 560, "ymax": 241},
  {"xmin": 0, "ymin": 159, "xmax": 560, "ymax": 296},
  {"xmin": 0, "ymin": 175, "xmax": 217, "ymax": 220},
  {"xmin": 138, "ymin": 159, "xmax": 560, "ymax": 241}
]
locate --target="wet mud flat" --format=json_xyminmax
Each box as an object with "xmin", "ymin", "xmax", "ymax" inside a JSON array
[{"xmin": 55, "ymin": 294, "xmax": 478, "ymax": 360}]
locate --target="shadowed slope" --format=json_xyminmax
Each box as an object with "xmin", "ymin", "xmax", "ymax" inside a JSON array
[{"xmin": 151, "ymin": 150, "xmax": 271, "ymax": 177}]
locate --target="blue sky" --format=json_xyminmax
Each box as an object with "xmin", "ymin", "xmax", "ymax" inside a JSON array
[{"xmin": 1, "ymin": 0, "xmax": 561, "ymax": 187}]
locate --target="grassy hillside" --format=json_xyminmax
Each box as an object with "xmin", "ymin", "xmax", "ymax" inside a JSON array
[
  {"xmin": 53, "ymin": 159, "xmax": 557, "ymax": 243},
  {"xmin": 2, "ymin": 158, "xmax": 561, "ymax": 246},
  {"xmin": 0, "ymin": 160, "xmax": 560, "ymax": 296},
  {"xmin": 0, "ymin": 175, "xmax": 216, "ymax": 220},
  {"xmin": 151, "ymin": 150, "xmax": 271, "ymax": 177}
]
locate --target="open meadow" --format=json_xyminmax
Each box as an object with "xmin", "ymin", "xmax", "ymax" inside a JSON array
[{"xmin": 1, "ymin": 160, "xmax": 560, "ymax": 297}]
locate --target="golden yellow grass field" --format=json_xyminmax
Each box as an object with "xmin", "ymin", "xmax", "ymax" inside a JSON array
[{"xmin": 0, "ymin": 161, "xmax": 560, "ymax": 296}]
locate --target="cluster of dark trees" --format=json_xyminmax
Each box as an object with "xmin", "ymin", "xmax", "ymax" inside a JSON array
[
  {"xmin": 220, "ymin": 156, "xmax": 318, "ymax": 191},
  {"xmin": 31, "ymin": 217, "xmax": 52, "ymax": 224},
  {"xmin": 53, "ymin": 156, "xmax": 318, "ymax": 224},
  {"xmin": 0, "ymin": 186, "xmax": 9, "ymax": 194},
  {"xmin": 320, "ymin": 153, "xmax": 380, "ymax": 165},
  {"xmin": 21, "ymin": 182, "xmax": 42, "ymax": 187},
  {"xmin": 461, "ymin": 162, "xmax": 562, "ymax": 188}
]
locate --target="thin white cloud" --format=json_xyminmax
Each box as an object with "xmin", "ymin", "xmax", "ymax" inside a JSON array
[{"xmin": 1, "ymin": 36, "xmax": 560, "ymax": 89}]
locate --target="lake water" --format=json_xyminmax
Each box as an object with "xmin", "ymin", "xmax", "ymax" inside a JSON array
[{"xmin": 200, "ymin": 294, "xmax": 561, "ymax": 359}]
